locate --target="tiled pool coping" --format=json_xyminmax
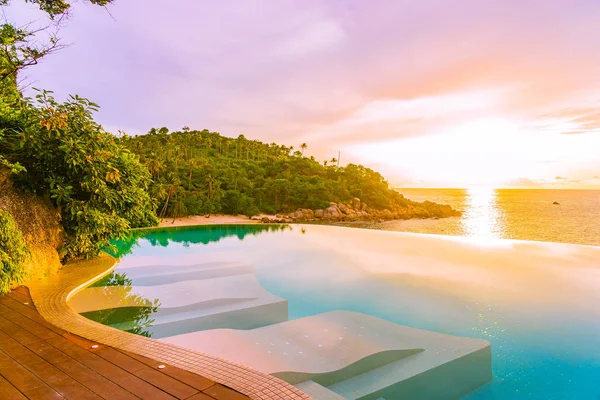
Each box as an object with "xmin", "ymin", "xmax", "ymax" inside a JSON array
[{"xmin": 27, "ymin": 254, "xmax": 311, "ymax": 400}]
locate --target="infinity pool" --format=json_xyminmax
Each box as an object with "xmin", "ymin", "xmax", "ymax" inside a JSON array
[{"xmin": 72, "ymin": 224, "xmax": 600, "ymax": 399}]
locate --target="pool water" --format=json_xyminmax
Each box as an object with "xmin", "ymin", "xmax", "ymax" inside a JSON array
[{"xmin": 78, "ymin": 224, "xmax": 600, "ymax": 399}]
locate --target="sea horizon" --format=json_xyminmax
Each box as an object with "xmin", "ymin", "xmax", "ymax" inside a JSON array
[
  {"xmin": 396, "ymin": 186, "xmax": 600, "ymax": 190},
  {"xmin": 350, "ymin": 187, "xmax": 600, "ymax": 247}
]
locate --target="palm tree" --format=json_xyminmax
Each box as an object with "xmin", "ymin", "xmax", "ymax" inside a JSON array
[
  {"xmin": 206, "ymin": 174, "xmax": 216, "ymax": 203},
  {"xmin": 330, "ymin": 157, "xmax": 338, "ymax": 165},
  {"xmin": 160, "ymin": 174, "xmax": 180, "ymax": 219},
  {"xmin": 324, "ymin": 160, "xmax": 328, "ymax": 167},
  {"xmin": 300, "ymin": 143, "xmax": 307, "ymax": 155},
  {"xmin": 171, "ymin": 190, "xmax": 188, "ymax": 223},
  {"xmin": 147, "ymin": 157, "xmax": 164, "ymax": 179},
  {"xmin": 187, "ymin": 159, "xmax": 196, "ymax": 190},
  {"xmin": 151, "ymin": 183, "xmax": 167, "ymax": 205}
]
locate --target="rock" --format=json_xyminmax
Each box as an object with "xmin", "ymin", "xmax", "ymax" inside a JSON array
[
  {"xmin": 344, "ymin": 213, "xmax": 359, "ymax": 222},
  {"xmin": 0, "ymin": 172, "xmax": 63, "ymax": 284},
  {"xmin": 314, "ymin": 210, "xmax": 324, "ymax": 219},
  {"xmin": 301, "ymin": 209, "xmax": 314, "ymax": 219},
  {"xmin": 553, "ymin": 201, "xmax": 560, "ymax": 205},
  {"xmin": 361, "ymin": 202, "xmax": 368, "ymax": 211},
  {"xmin": 351, "ymin": 197, "xmax": 361, "ymax": 209},
  {"xmin": 324, "ymin": 205, "xmax": 342, "ymax": 219}
]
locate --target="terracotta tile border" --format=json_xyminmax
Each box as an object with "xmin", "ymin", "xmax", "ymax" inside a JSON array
[{"xmin": 27, "ymin": 254, "xmax": 311, "ymax": 400}]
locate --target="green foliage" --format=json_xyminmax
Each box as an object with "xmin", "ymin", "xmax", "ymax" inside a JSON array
[
  {"xmin": 121, "ymin": 129, "xmax": 419, "ymax": 217},
  {"xmin": 4, "ymin": 90, "xmax": 158, "ymax": 259},
  {"xmin": 0, "ymin": 210, "xmax": 30, "ymax": 294},
  {"xmin": 1, "ymin": 0, "xmax": 113, "ymax": 19},
  {"xmin": 1, "ymin": 0, "xmax": 149, "ymax": 260}
]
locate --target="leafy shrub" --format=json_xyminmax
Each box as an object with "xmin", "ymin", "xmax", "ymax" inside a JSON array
[
  {"xmin": 0, "ymin": 210, "xmax": 30, "ymax": 294},
  {"xmin": 9, "ymin": 90, "xmax": 158, "ymax": 259}
]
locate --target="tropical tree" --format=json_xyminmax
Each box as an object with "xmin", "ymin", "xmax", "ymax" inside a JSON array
[
  {"xmin": 147, "ymin": 156, "xmax": 164, "ymax": 179},
  {"xmin": 300, "ymin": 143, "xmax": 307, "ymax": 155}
]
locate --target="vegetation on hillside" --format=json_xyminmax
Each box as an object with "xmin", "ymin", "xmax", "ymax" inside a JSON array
[
  {"xmin": 121, "ymin": 129, "xmax": 450, "ymax": 219},
  {"xmin": 0, "ymin": 210, "xmax": 30, "ymax": 294}
]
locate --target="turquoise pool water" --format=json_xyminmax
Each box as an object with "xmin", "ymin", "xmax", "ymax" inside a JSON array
[{"xmin": 81, "ymin": 224, "xmax": 600, "ymax": 399}]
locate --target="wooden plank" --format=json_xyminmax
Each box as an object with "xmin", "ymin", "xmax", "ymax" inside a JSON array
[
  {"xmin": 7, "ymin": 291, "xmax": 34, "ymax": 308},
  {"xmin": 24, "ymin": 341, "xmax": 75, "ymax": 365},
  {"xmin": 187, "ymin": 393, "xmax": 215, "ymax": 400},
  {"xmin": 95, "ymin": 347, "xmax": 148, "ymax": 373},
  {"xmin": 45, "ymin": 334, "xmax": 97, "ymax": 359},
  {"xmin": 135, "ymin": 367, "xmax": 199, "ymax": 399},
  {"xmin": 121, "ymin": 350, "xmax": 215, "ymax": 391},
  {"xmin": 0, "ymin": 297, "xmax": 66, "ymax": 335},
  {"xmin": 62, "ymin": 331, "xmax": 99, "ymax": 349},
  {"xmin": 0, "ymin": 304, "xmax": 57, "ymax": 341},
  {"xmin": 0, "ymin": 331, "xmax": 101, "ymax": 400},
  {"xmin": 0, "ymin": 350, "xmax": 64, "ymax": 399},
  {"xmin": 202, "ymin": 384, "xmax": 249, "ymax": 400},
  {"xmin": 0, "ymin": 375, "xmax": 28, "ymax": 400},
  {"xmin": 25, "ymin": 361, "xmax": 103, "ymax": 400},
  {"xmin": 0, "ymin": 314, "xmax": 43, "ymax": 345},
  {"xmin": 53, "ymin": 360, "xmax": 140, "ymax": 400},
  {"xmin": 96, "ymin": 347, "xmax": 199, "ymax": 399},
  {"xmin": 77, "ymin": 352, "xmax": 178, "ymax": 400},
  {"xmin": 13, "ymin": 286, "xmax": 30, "ymax": 296},
  {"xmin": 22, "ymin": 336, "xmax": 140, "ymax": 400},
  {"xmin": 42, "ymin": 333, "xmax": 175, "ymax": 400}
]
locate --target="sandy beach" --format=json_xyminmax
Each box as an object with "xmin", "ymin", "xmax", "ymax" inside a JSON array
[{"xmin": 158, "ymin": 214, "xmax": 259, "ymax": 227}]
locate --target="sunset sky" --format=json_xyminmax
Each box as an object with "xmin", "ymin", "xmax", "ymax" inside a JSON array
[{"xmin": 7, "ymin": 0, "xmax": 600, "ymax": 188}]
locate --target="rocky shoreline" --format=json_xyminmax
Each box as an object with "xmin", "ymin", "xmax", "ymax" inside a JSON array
[{"xmin": 251, "ymin": 196, "xmax": 461, "ymax": 224}]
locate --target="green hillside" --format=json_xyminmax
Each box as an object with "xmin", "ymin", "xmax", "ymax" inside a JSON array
[{"xmin": 122, "ymin": 129, "xmax": 460, "ymax": 220}]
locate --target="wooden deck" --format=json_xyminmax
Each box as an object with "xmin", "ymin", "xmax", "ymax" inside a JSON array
[{"xmin": 0, "ymin": 287, "xmax": 251, "ymax": 400}]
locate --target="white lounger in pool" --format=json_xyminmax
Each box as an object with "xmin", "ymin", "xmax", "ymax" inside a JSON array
[
  {"xmin": 162, "ymin": 310, "xmax": 492, "ymax": 399},
  {"xmin": 69, "ymin": 262, "xmax": 289, "ymax": 338}
]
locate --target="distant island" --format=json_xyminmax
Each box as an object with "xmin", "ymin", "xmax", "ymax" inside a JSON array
[{"xmin": 122, "ymin": 129, "xmax": 461, "ymax": 223}]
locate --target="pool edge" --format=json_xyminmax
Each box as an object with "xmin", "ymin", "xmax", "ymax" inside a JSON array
[{"xmin": 27, "ymin": 253, "xmax": 311, "ymax": 400}]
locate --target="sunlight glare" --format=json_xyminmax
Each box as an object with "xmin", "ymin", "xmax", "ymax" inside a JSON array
[{"xmin": 461, "ymin": 187, "xmax": 503, "ymax": 243}]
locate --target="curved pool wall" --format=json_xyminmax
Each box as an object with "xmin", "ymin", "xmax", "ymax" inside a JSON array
[{"xmin": 72, "ymin": 224, "xmax": 600, "ymax": 399}]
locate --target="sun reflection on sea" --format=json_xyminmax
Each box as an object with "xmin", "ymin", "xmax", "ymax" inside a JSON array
[{"xmin": 462, "ymin": 187, "xmax": 504, "ymax": 241}]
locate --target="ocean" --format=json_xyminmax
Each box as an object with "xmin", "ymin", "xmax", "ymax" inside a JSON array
[{"xmin": 346, "ymin": 188, "xmax": 600, "ymax": 246}]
